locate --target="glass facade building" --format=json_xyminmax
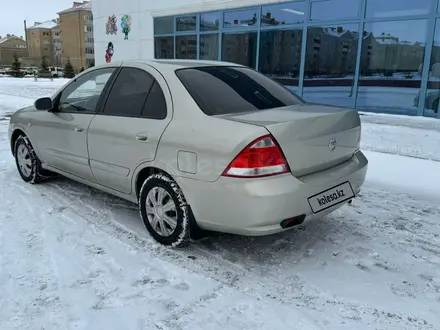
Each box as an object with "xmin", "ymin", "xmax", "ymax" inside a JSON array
[{"xmin": 153, "ymin": 0, "xmax": 440, "ymax": 119}]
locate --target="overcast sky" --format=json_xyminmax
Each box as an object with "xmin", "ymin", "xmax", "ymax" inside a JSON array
[{"xmin": 1, "ymin": 0, "xmax": 73, "ymax": 37}]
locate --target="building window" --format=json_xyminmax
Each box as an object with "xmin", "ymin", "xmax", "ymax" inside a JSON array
[
  {"xmin": 154, "ymin": 17, "xmax": 173, "ymax": 34},
  {"xmin": 224, "ymin": 8, "xmax": 258, "ymax": 28},
  {"xmin": 310, "ymin": 0, "xmax": 360, "ymax": 21},
  {"xmin": 84, "ymin": 25, "xmax": 93, "ymax": 32},
  {"xmin": 176, "ymin": 15, "xmax": 197, "ymax": 32},
  {"xmin": 200, "ymin": 12, "xmax": 220, "ymax": 31},
  {"xmin": 357, "ymin": 19, "xmax": 427, "ymax": 115},
  {"xmin": 261, "ymin": 2, "xmax": 307, "ymax": 26},
  {"xmin": 149, "ymin": 3, "xmax": 440, "ymax": 118},
  {"xmin": 154, "ymin": 36, "xmax": 174, "ymax": 59},
  {"xmin": 200, "ymin": 34, "xmax": 219, "ymax": 60},
  {"xmin": 259, "ymin": 28, "xmax": 303, "ymax": 91},
  {"xmin": 222, "ymin": 32, "xmax": 257, "ymax": 68},
  {"xmin": 365, "ymin": 0, "xmax": 431, "ymax": 19},
  {"xmin": 425, "ymin": 18, "xmax": 440, "ymax": 117},
  {"xmin": 303, "ymin": 24, "xmax": 359, "ymax": 107},
  {"xmin": 176, "ymin": 35, "xmax": 197, "ymax": 59}
]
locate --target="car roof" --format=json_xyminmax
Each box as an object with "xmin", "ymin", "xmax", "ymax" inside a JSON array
[
  {"xmin": 149, "ymin": 59, "xmax": 245, "ymax": 68},
  {"xmin": 93, "ymin": 59, "xmax": 245, "ymax": 71}
]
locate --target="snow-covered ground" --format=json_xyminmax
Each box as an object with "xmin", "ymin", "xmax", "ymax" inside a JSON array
[{"xmin": 1, "ymin": 77, "xmax": 440, "ymax": 329}]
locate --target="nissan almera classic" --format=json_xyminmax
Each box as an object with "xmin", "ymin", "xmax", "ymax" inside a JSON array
[{"xmin": 8, "ymin": 60, "xmax": 368, "ymax": 247}]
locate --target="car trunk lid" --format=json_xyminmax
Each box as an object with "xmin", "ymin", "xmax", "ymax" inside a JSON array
[{"xmin": 216, "ymin": 104, "xmax": 361, "ymax": 177}]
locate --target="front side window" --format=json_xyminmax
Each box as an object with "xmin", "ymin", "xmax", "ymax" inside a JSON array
[
  {"xmin": 103, "ymin": 67, "xmax": 155, "ymax": 117},
  {"xmin": 176, "ymin": 66, "xmax": 304, "ymax": 116},
  {"xmin": 58, "ymin": 68, "xmax": 115, "ymax": 113}
]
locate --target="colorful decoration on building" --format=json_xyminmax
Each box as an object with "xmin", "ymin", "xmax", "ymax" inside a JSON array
[
  {"xmin": 105, "ymin": 15, "xmax": 118, "ymax": 35},
  {"xmin": 105, "ymin": 42, "xmax": 114, "ymax": 63},
  {"xmin": 121, "ymin": 15, "xmax": 132, "ymax": 40}
]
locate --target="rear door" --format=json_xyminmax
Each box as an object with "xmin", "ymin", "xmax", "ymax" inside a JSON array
[{"xmin": 87, "ymin": 63, "xmax": 172, "ymax": 194}]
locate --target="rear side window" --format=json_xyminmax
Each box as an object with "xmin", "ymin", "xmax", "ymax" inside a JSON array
[
  {"xmin": 141, "ymin": 81, "xmax": 167, "ymax": 119},
  {"xmin": 175, "ymin": 66, "xmax": 304, "ymax": 116},
  {"xmin": 104, "ymin": 67, "xmax": 154, "ymax": 117}
]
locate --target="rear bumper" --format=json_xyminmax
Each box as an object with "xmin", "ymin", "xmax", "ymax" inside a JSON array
[{"xmin": 178, "ymin": 151, "xmax": 368, "ymax": 236}]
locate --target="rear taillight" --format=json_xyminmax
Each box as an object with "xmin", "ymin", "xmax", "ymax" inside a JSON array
[{"xmin": 222, "ymin": 135, "xmax": 290, "ymax": 178}]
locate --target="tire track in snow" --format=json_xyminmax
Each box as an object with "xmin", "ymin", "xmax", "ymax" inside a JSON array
[
  {"xmin": 30, "ymin": 176, "xmax": 435, "ymax": 329},
  {"xmin": 0, "ymin": 180, "xmax": 70, "ymax": 330}
]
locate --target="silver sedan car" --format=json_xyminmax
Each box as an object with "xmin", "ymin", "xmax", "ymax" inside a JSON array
[{"xmin": 8, "ymin": 60, "xmax": 368, "ymax": 247}]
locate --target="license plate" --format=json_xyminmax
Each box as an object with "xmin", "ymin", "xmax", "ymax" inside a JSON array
[{"xmin": 307, "ymin": 182, "xmax": 354, "ymax": 213}]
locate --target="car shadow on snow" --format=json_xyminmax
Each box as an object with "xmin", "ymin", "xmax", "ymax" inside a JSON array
[
  {"xmin": 195, "ymin": 212, "xmax": 359, "ymax": 271},
  {"xmin": 46, "ymin": 175, "xmax": 365, "ymax": 272}
]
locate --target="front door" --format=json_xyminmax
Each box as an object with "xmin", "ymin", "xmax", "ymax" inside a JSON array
[
  {"xmin": 87, "ymin": 64, "xmax": 172, "ymax": 194},
  {"xmin": 35, "ymin": 67, "xmax": 117, "ymax": 181}
]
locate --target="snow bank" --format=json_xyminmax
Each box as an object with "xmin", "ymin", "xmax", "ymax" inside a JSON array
[{"xmin": 364, "ymin": 150, "xmax": 440, "ymax": 201}]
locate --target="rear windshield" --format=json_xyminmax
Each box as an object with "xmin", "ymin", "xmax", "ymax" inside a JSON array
[{"xmin": 175, "ymin": 66, "xmax": 304, "ymax": 116}]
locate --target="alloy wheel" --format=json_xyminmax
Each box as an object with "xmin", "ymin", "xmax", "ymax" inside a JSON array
[
  {"xmin": 16, "ymin": 144, "xmax": 32, "ymax": 177},
  {"xmin": 145, "ymin": 186, "xmax": 178, "ymax": 237}
]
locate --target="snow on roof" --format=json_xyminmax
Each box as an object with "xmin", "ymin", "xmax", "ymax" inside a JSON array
[
  {"xmin": 323, "ymin": 27, "xmax": 348, "ymax": 37},
  {"xmin": 27, "ymin": 20, "xmax": 58, "ymax": 30},
  {"xmin": 375, "ymin": 34, "xmax": 423, "ymax": 46},
  {"xmin": 0, "ymin": 35, "xmax": 23, "ymax": 44},
  {"xmin": 57, "ymin": 1, "xmax": 91, "ymax": 15}
]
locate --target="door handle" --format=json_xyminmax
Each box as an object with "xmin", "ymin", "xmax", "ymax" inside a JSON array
[
  {"xmin": 136, "ymin": 133, "xmax": 148, "ymax": 141},
  {"xmin": 75, "ymin": 127, "xmax": 84, "ymax": 132}
]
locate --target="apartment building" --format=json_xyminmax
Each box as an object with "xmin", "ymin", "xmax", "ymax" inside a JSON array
[
  {"xmin": 52, "ymin": 24, "xmax": 62, "ymax": 67},
  {"xmin": 58, "ymin": 1, "xmax": 95, "ymax": 71},
  {"xmin": 0, "ymin": 34, "xmax": 27, "ymax": 66},
  {"xmin": 25, "ymin": 20, "xmax": 58, "ymax": 66}
]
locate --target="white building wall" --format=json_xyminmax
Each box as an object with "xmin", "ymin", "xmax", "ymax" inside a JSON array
[{"xmin": 92, "ymin": 0, "xmax": 290, "ymax": 65}]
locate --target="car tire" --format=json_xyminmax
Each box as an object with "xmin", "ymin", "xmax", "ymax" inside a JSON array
[
  {"xmin": 139, "ymin": 173, "xmax": 190, "ymax": 247},
  {"xmin": 14, "ymin": 135, "xmax": 49, "ymax": 184}
]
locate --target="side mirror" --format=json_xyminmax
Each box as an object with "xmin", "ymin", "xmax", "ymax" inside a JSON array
[{"xmin": 34, "ymin": 97, "xmax": 53, "ymax": 111}]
